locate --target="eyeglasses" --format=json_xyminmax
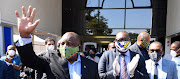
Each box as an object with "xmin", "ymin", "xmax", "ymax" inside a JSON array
[{"xmin": 149, "ymin": 49, "xmax": 161, "ymax": 52}]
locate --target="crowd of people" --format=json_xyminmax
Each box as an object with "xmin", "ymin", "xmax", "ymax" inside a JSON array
[{"xmin": 0, "ymin": 6, "xmax": 180, "ymax": 79}]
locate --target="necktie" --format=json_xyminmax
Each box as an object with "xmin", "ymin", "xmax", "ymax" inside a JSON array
[
  {"xmin": 154, "ymin": 63, "xmax": 159, "ymax": 79},
  {"xmin": 120, "ymin": 54, "xmax": 128, "ymax": 79}
]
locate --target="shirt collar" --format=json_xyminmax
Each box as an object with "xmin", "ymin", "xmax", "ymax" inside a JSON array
[
  {"xmin": 125, "ymin": 50, "xmax": 130, "ymax": 57},
  {"xmin": 67, "ymin": 53, "xmax": 81, "ymax": 65},
  {"xmin": 119, "ymin": 50, "xmax": 130, "ymax": 57},
  {"xmin": 76, "ymin": 53, "xmax": 81, "ymax": 62},
  {"xmin": 157, "ymin": 57, "xmax": 162, "ymax": 66},
  {"xmin": 151, "ymin": 57, "xmax": 162, "ymax": 66}
]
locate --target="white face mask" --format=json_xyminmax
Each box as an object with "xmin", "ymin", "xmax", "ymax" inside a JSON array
[
  {"xmin": 170, "ymin": 50, "xmax": 177, "ymax": 57},
  {"xmin": 8, "ymin": 50, "xmax": 15, "ymax": 56},
  {"xmin": 48, "ymin": 45, "xmax": 54, "ymax": 51},
  {"xmin": 115, "ymin": 41, "xmax": 131, "ymax": 52}
]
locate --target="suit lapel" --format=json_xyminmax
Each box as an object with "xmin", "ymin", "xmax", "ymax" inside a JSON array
[
  {"xmin": 50, "ymin": 54, "xmax": 70, "ymax": 79},
  {"xmin": 161, "ymin": 59, "xmax": 168, "ymax": 78},
  {"xmin": 81, "ymin": 56, "xmax": 88, "ymax": 79}
]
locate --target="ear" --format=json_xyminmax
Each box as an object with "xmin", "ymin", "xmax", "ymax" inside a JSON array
[
  {"xmin": 79, "ymin": 45, "xmax": 82, "ymax": 51},
  {"xmin": 162, "ymin": 51, "xmax": 165, "ymax": 57}
]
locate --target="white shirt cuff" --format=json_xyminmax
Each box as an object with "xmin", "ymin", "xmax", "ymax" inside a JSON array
[{"xmin": 17, "ymin": 35, "xmax": 32, "ymax": 46}]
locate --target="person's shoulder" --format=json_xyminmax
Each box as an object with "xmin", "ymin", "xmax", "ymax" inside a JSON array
[
  {"xmin": 162, "ymin": 58, "xmax": 177, "ymax": 69},
  {"xmin": 145, "ymin": 59, "xmax": 151, "ymax": 63},
  {"xmin": 0, "ymin": 56, "xmax": 6, "ymax": 60},
  {"xmin": 42, "ymin": 51, "xmax": 60, "ymax": 62},
  {"xmin": 0, "ymin": 60, "xmax": 6, "ymax": 66},
  {"xmin": 130, "ymin": 42, "xmax": 138, "ymax": 49},
  {"xmin": 103, "ymin": 49, "xmax": 115, "ymax": 55},
  {"xmin": 129, "ymin": 50, "xmax": 139, "ymax": 56},
  {"xmin": 37, "ymin": 51, "xmax": 47, "ymax": 56},
  {"xmin": 0, "ymin": 60, "xmax": 11, "ymax": 68},
  {"xmin": 162, "ymin": 58, "xmax": 176, "ymax": 64},
  {"xmin": 82, "ymin": 56, "xmax": 97, "ymax": 65},
  {"xmin": 163, "ymin": 54, "xmax": 172, "ymax": 60}
]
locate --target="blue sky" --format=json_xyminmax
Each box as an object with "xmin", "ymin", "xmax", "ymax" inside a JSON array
[{"xmin": 87, "ymin": 0, "xmax": 152, "ymax": 34}]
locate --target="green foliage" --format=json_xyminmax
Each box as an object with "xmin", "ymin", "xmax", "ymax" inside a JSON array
[{"xmin": 85, "ymin": 10, "xmax": 112, "ymax": 35}]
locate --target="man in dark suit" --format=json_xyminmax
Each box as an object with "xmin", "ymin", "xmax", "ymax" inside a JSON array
[
  {"xmin": 0, "ymin": 60, "xmax": 15, "ymax": 79},
  {"xmin": 130, "ymin": 32, "xmax": 151, "ymax": 60},
  {"xmin": 98, "ymin": 31, "xmax": 149, "ymax": 79},
  {"xmin": 14, "ymin": 6, "xmax": 99, "ymax": 79}
]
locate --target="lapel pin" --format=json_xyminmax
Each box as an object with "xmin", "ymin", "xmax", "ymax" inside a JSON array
[{"xmin": 84, "ymin": 66, "xmax": 86, "ymax": 68}]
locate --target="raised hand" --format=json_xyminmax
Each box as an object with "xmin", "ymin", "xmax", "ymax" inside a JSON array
[{"xmin": 15, "ymin": 6, "xmax": 40, "ymax": 38}]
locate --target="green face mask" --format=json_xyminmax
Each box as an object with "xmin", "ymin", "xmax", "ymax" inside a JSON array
[
  {"xmin": 142, "ymin": 41, "xmax": 150, "ymax": 49},
  {"xmin": 59, "ymin": 46, "xmax": 79, "ymax": 59}
]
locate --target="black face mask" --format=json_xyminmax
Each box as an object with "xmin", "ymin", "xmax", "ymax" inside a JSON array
[{"xmin": 89, "ymin": 54, "xmax": 95, "ymax": 57}]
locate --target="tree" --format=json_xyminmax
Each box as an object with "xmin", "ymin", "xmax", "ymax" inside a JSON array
[{"xmin": 85, "ymin": 10, "xmax": 112, "ymax": 35}]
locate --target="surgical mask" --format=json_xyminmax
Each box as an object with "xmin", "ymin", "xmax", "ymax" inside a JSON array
[
  {"xmin": 48, "ymin": 45, "xmax": 54, "ymax": 51},
  {"xmin": 8, "ymin": 50, "xmax": 15, "ymax": 56},
  {"xmin": 148, "ymin": 51, "xmax": 162, "ymax": 62},
  {"xmin": 115, "ymin": 41, "xmax": 131, "ymax": 52},
  {"xmin": 59, "ymin": 46, "xmax": 79, "ymax": 59},
  {"xmin": 142, "ymin": 41, "xmax": 150, "ymax": 49},
  {"xmin": 170, "ymin": 50, "xmax": 177, "ymax": 57}
]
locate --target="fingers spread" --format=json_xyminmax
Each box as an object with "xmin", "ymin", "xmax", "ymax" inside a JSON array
[
  {"xmin": 15, "ymin": 11, "xmax": 20, "ymax": 18},
  {"xmin": 27, "ymin": 6, "xmax": 32, "ymax": 17},
  {"xmin": 32, "ymin": 19, "xmax": 40, "ymax": 27},
  {"xmin": 22, "ymin": 6, "xmax": 26, "ymax": 17},
  {"xmin": 28, "ymin": 19, "xmax": 40, "ymax": 33},
  {"xmin": 30, "ymin": 8, "xmax": 36, "ymax": 21}
]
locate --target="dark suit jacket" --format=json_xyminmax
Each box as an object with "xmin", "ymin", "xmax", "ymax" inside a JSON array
[
  {"xmin": 98, "ymin": 49, "xmax": 149, "ymax": 79},
  {"xmin": 0, "ymin": 60, "xmax": 15, "ymax": 79},
  {"xmin": 36, "ymin": 51, "xmax": 48, "ymax": 79},
  {"xmin": 16, "ymin": 43, "xmax": 99, "ymax": 79},
  {"xmin": 130, "ymin": 42, "xmax": 150, "ymax": 60}
]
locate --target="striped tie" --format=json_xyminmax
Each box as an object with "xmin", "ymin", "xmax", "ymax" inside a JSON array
[{"xmin": 120, "ymin": 54, "xmax": 128, "ymax": 79}]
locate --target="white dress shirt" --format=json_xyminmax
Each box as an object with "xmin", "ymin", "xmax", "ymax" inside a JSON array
[
  {"xmin": 17, "ymin": 35, "xmax": 82, "ymax": 79},
  {"xmin": 149, "ymin": 58, "xmax": 162, "ymax": 79},
  {"xmin": 68, "ymin": 54, "xmax": 81, "ymax": 79},
  {"xmin": 119, "ymin": 50, "xmax": 131, "ymax": 79},
  {"xmin": 172, "ymin": 56, "xmax": 180, "ymax": 79}
]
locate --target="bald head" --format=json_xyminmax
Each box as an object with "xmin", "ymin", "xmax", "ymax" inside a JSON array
[
  {"xmin": 116, "ymin": 31, "xmax": 130, "ymax": 41},
  {"xmin": 108, "ymin": 42, "xmax": 115, "ymax": 50},
  {"xmin": 171, "ymin": 41, "xmax": 180, "ymax": 49},
  {"xmin": 137, "ymin": 32, "xmax": 151, "ymax": 48},
  {"xmin": 149, "ymin": 41, "xmax": 163, "ymax": 50},
  {"xmin": 59, "ymin": 32, "xmax": 80, "ymax": 47},
  {"xmin": 7, "ymin": 45, "xmax": 15, "ymax": 51},
  {"xmin": 170, "ymin": 41, "xmax": 180, "ymax": 52},
  {"xmin": 137, "ymin": 32, "xmax": 150, "ymax": 41}
]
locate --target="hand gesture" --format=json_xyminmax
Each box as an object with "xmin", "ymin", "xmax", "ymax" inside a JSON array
[
  {"xmin": 5, "ymin": 58, "xmax": 12, "ymax": 63},
  {"xmin": 15, "ymin": 6, "xmax": 40, "ymax": 38}
]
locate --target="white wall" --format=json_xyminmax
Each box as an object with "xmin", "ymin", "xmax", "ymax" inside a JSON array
[
  {"xmin": 0, "ymin": 0, "xmax": 62, "ymax": 36},
  {"xmin": 0, "ymin": 25, "xmax": 4, "ymax": 57},
  {"xmin": 165, "ymin": 37, "xmax": 171, "ymax": 54},
  {"xmin": 166, "ymin": 0, "xmax": 180, "ymax": 36}
]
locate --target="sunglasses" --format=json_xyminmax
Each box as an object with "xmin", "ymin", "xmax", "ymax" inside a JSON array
[{"xmin": 149, "ymin": 49, "xmax": 161, "ymax": 52}]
